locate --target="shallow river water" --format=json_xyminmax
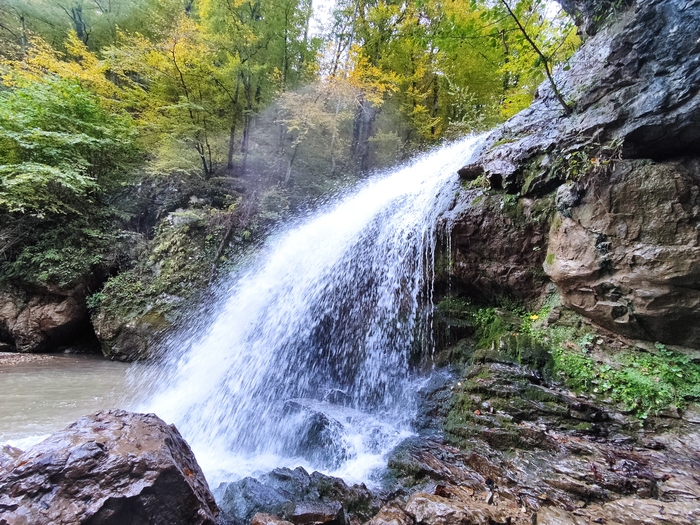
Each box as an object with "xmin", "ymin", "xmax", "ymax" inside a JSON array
[{"xmin": 0, "ymin": 355, "xmax": 134, "ymax": 449}]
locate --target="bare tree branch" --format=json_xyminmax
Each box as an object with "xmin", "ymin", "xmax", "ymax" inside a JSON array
[{"xmin": 500, "ymin": 0, "xmax": 572, "ymax": 115}]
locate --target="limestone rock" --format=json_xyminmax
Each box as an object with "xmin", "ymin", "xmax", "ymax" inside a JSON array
[
  {"xmin": 545, "ymin": 159, "xmax": 700, "ymax": 346},
  {"xmin": 0, "ymin": 284, "xmax": 91, "ymax": 353},
  {"xmin": 438, "ymin": 191, "xmax": 549, "ymax": 301},
  {"xmin": 0, "ymin": 410, "xmax": 219, "ymax": 525}
]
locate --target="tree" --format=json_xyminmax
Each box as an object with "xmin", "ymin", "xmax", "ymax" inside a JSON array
[
  {"xmin": 497, "ymin": 0, "xmax": 576, "ymax": 115},
  {"xmin": 0, "ymin": 76, "xmax": 138, "ymax": 215}
]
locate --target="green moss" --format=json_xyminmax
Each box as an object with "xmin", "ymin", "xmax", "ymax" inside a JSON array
[
  {"xmin": 90, "ymin": 206, "xmax": 238, "ymax": 324},
  {"xmin": 552, "ymin": 340, "xmax": 700, "ymax": 419},
  {"xmin": 545, "ymin": 253, "xmax": 555, "ymax": 266},
  {"xmin": 446, "ymin": 301, "xmax": 700, "ymax": 423}
]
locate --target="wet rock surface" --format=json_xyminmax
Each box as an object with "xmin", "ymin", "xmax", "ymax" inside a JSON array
[
  {"xmin": 442, "ymin": 0, "xmax": 700, "ymax": 349},
  {"xmin": 216, "ymin": 466, "xmax": 379, "ymax": 525},
  {"xmin": 217, "ymin": 347, "xmax": 699, "ymax": 525},
  {"xmin": 0, "ymin": 409, "xmax": 219, "ymax": 525},
  {"xmin": 471, "ymin": 0, "xmax": 700, "ymax": 182},
  {"xmin": 373, "ymin": 357, "xmax": 700, "ymax": 525},
  {"xmin": 437, "ymin": 192, "xmax": 551, "ymax": 302}
]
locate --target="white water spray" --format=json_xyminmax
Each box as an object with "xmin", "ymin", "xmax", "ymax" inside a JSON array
[{"xmin": 140, "ymin": 135, "xmax": 486, "ymax": 486}]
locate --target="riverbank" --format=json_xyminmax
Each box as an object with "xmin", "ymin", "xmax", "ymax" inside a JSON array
[{"xmin": 0, "ymin": 352, "xmax": 57, "ymax": 366}]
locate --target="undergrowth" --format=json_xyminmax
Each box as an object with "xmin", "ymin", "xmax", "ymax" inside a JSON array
[{"xmin": 447, "ymin": 298, "xmax": 700, "ymax": 419}]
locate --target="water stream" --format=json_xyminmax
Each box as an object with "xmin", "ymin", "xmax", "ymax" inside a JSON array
[{"xmin": 137, "ymin": 135, "xmax": 486, "ymax": 486}]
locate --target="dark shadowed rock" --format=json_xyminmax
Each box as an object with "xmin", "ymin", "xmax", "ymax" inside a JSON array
[
  {"xmin": 218, "ymin": 477, "xmax": 296, "ymax": 523},
  {"xmin": 92, "ymin": 310, "xmax": 171, "ymax": 361},
  {"xmin": 558, "ymin": 0, "xmax": 634, "ymax": 37},
  {"xmin": 217, "ymin": 466, "xmax": 379, "ymax": 525},
  {"xmin": 0, "ymin": 410, "xmax": 219, "ymax": 525},
  {"xmin": 437, "ymin": 191, "xmax": 550, "ymax": 302}
]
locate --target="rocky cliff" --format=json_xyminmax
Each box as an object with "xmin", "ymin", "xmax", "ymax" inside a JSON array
[{"xmin": 440, "ymin": 0, "xmax": 700, "ymax": 349}]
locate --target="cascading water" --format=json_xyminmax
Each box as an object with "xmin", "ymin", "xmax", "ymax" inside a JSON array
[{"xmin": 139, "ymin": 135, "xmax": 486, "ymax": 486}]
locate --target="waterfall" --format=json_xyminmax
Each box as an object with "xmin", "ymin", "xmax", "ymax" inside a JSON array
[{"xmin": 139, "ymin": 135, "xmax": 486, "ymax": 486}]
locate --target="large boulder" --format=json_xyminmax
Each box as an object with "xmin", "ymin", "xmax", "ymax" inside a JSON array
[
  {"xmin": 92, "ymin": 310, "xmax": 171, "ymax": 361},
  {"xmin": 0, "ymin": 284, "xmax": 92, "ymax": 353},
  {"xmin": 0, "ymin": 410, "xmax": 219, "ymax": 525}
]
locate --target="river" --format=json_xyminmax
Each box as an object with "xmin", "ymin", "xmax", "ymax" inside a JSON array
[{"xmin": 0, "ymin": 354, "xmax": 134, "ymax": 450}]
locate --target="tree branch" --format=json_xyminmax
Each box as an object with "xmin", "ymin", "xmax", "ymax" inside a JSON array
[{"xmin": 500, "ymin": 0, "xmax": 572, "ymax": 115}]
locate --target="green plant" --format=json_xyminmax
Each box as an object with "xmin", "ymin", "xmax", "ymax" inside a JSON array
[{"xmin": 552, "ymin": 341, "xmax": 700, "ymax": 419}]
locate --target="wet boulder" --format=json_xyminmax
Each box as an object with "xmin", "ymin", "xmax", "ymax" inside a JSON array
[
  {"xmin": 0, "ymin": 409, "xmax": 219, "ymax": 525},
  {"xmin": 217, "ymin": 466, "xmax": 379, "ymax": 525}
]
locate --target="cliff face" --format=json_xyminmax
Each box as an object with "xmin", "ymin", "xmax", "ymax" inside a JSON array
[{"xmin": 441, "ymin": 0, "xmax": 700, "ymax": 349}]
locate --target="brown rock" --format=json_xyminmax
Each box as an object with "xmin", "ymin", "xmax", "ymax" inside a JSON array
[
  {"xmin": 546, "ymin": 160, "xmax": 700, "ymax": 347},
  {"xmin": 0, "ymin": 285, "xmax": 90, "ymax": 353},
  {"xmin": 535, "ymin": 506, "xmax": 585, "ymax": 525},
  {"xmin": 0, "ymin": 409, "xmax": 219, "ymax": 525},
  {"xmin": 365, "ymin": 503, "xmax": 414, "ymax": 525},
  {"xmin": 439, "ymin": 191, "xmax": 550, "ymax": 302},
  {"xmin": 252, "ymin": 513, "xmax": 295, "ymax": 525},
  {"xmin": 404, "ymin": 493, "xmax": 509, "ymax": 525}
]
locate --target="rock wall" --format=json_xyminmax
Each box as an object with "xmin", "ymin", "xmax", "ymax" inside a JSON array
[{"xmin": 441, "ymin": 0, "xmax": 700, "ymax": 348}]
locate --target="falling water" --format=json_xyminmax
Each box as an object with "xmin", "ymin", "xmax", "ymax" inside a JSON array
[{"xmin": 140, "ymin": 135, "xmax": 486, "ymax": 485}]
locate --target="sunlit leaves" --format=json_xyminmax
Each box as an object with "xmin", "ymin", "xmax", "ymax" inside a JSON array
[{"xmin": 0, "ymin": 77, "xmax": 138, "ymax": 215}]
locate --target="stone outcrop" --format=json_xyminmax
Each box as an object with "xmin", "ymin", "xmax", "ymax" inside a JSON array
[
  {"xmin": 0, "ymin": 284, "xmax": 95, "ymax": 353},
  {"xmin": 0, "ymin": 410, "xmax": 219, "ymax": 525},
  {"xmin": 438, "ymin": 192, "xmax": 550, "ymax": 302},
  {"xmin": 92, "ymin": 310, "xmax": 171, "ymax": 361},
  {"xmin": 469, "ymin": 0, "xmax": 700, "ymax": 185},
  {"xmin": 546, "ymin": 159, "xmax": 700, "ymax": 346},
  {"xmin": 373, "ymin": 355, "xmax": 700, "ymax": 525},
  {"xmin": 443, "ymin": 0, "xmax": 700, "ymax": 348}
]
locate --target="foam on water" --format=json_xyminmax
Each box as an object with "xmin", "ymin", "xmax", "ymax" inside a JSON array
[{"xmin": 138, "ymin": 135, "xmax": 486, "ymax": 486}]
